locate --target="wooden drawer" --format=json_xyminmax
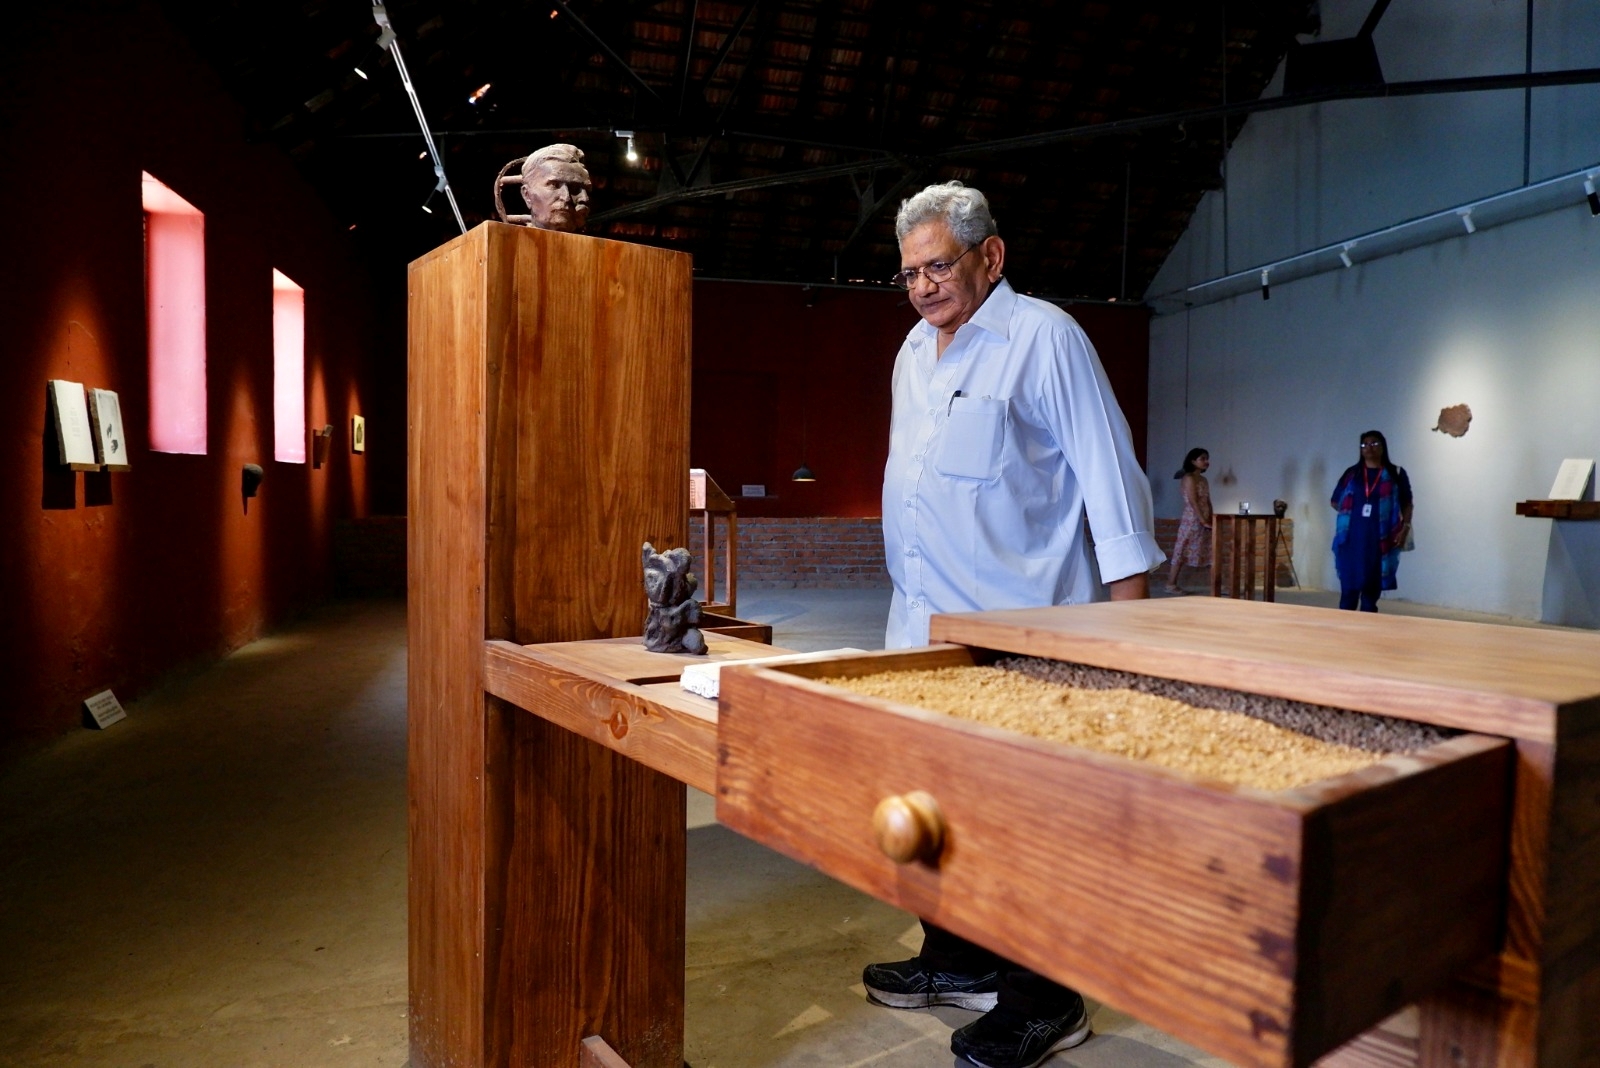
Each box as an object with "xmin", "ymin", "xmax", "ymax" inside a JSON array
[{"xmin": 715, "ymin": 644, "xmax": 1512, "ymax": 1068}]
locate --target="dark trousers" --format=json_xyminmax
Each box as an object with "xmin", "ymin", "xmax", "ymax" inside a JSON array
[
  {"xmin": 1338, "ymin": 581, "xmax": 1380, "ymax": 612},
  {"xmin": 919, "ymin": 921, "xmax": 1080, "ymax": 1018}
]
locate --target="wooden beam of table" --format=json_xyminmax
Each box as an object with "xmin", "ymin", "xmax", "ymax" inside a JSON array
[{"xmin": 483, "ymin": 634, "xmax": 789, "ymax": 794}]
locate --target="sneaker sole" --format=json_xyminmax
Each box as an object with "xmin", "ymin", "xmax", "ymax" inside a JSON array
[
  {"xmin": 865, "ymin": 987, "xmax": 999, "ymax": 1012},
  {"xmin": 957, "ymin": 1019, "xmax": 1092, "ymax": 1068}
]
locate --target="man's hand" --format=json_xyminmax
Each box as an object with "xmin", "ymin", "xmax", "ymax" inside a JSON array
[{"xmin": 1108, "ymin": 573, "xmax": 1149, "ymax": 601}]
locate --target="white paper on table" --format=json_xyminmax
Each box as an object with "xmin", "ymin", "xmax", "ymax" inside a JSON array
[{"xmin": 681, "ymin": 648, "xmax": 866, "ymax": 699}]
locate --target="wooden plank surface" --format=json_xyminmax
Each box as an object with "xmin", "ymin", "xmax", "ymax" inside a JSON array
[
  {"xmin": 493, "ymin": 708, "xmax": 685, "ymax": 1068},
  {"xmin": 484, "ymin": 222, "xmax": 693, "ymax": 646},
  {"xmin": 930, "ymin": 600, "xmax": 1600, "ymax": 741},
  {"xmin": 522, "ymin": 633, "xmax": 785, "ymax": 685},
  {"xmin": 407, "ymin": 227, "xmax": 493, "ymax": 1068},
  {"xmin": 717, "ymin": 657, "xmax": 1511, "ymax": 1068}
]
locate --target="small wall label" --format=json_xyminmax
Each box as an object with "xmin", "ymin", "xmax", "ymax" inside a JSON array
[{"xmin": 84, "ymin": 689, "xmax": 128, "ymax": 730}]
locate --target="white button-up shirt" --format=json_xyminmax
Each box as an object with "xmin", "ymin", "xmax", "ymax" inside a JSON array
[{"xmin": 882, "ymin": 278, "xmax": 1164, "ymax": 648}]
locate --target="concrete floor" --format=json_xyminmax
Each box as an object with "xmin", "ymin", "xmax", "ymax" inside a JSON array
[{"xmin": 0, "ymin": 584, "xmax": 1572, "ymax": 1068}]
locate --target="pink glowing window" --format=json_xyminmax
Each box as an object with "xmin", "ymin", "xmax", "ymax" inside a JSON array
[
  {"xmin": 142, "ymin": 172, "xmax": 207, "ymax": 454},
  {"xmin": 272, "ymin": 270, "xmax": 306, "ymax": 463}
]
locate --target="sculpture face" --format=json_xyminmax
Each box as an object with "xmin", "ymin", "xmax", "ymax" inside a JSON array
[{"xmin": 520, "ymin": 160, "xmax": 592, "ymax": 233}]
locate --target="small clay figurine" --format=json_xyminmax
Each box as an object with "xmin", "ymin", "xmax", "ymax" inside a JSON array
[{"xmin": 641, "ymin": 542, "xmax": 707, "ymax": 655}]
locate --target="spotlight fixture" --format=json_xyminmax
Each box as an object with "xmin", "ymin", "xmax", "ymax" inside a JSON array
[
  {"xmin": 1339, "ymin": 244, "xmax": 1354, "ymax": 268},
  {"xmin": 791, "ymin": 463, "xmax": 817, "ymax": 483},
  {"xmin": 354, "ymin": 67, "xmax": 369, "ymax": 80},
  {"xmin": 1458, "ymin": 208, "xmax": 1476, "ymax": 234},
  {"xmin": 616, "ymin": 129, "xmax": 638, "ymax": 163},
  {"xmin": 467, "ymin": 82, "xmax": 491, "ymax": 105},
  {"xmin": 421, "ymin": 188, "xmax": 436, "ymax": 214},
  {"xmin": 1586, "ymin": 176, "xmax": 1600, "ymax": 216},
  {"xmin": 1260, "ymin": 268, "xmax": 1271, "ymax": 301}
]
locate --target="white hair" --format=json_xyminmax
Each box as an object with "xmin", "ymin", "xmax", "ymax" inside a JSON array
[
  {"xmin": 522, "ymin": 143, "xmax": 588, "ymax": 179},
  {"xmin": 894, "ymin": 181, "xmax": 997, "ymax": 246}
]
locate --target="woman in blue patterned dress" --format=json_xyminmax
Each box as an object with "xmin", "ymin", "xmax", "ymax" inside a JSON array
[{"xmin": 1329, "ymin": 430, "xmax": 1413, "ymax": 611}]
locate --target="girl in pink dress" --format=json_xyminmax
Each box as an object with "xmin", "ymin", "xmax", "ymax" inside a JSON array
[{"xmin": 1165, "ymin": 448, "xmax": 1212, "ymax": 594}]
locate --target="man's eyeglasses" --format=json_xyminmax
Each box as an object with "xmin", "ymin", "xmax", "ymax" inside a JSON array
[{"xmin": 891, "ymin": 245, "xmax": 975, "ymax": 290}]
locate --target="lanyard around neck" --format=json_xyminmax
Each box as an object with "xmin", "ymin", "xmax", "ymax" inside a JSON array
[{"xmin": 1363, "ymin": 466, "xmax": 1382, "ymax": 497}]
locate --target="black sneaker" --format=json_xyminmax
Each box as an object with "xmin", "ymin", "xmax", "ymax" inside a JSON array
[
  {"xmin": 861, "ymin": 957, "xmax": 1000, "ymax": 1011},
  {"xmin": 950, "ymin": 998, "xmax": 1092, "ymax": 1068}
]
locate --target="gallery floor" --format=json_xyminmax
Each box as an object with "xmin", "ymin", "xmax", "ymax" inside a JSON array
[{"xmin": 0, "ymin": 584, "xmax": 1568, "ymax": 1068}]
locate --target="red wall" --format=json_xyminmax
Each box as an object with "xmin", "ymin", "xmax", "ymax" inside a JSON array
[
  {"xmin": 690, "ymin": 281, "xmax": 1149, "ymax": 519},
  {"xmin": 0, "ymin": 3, "xmax": 383, "ymax": 744}
]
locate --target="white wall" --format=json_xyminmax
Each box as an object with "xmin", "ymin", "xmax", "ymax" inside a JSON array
[{"xmin": 1145, "ymin": 0, "xmax": 1600, "ymax": 623}]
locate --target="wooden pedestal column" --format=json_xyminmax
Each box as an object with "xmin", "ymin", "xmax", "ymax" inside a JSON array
[{"xmin": 408, "ymin": 222, "xmax": 692, "ymax": 1068}]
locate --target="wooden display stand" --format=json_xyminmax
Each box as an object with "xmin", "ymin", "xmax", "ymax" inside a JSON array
[
  {"xmin": 693, "ymin": 471, "xmax": 740, "ymax": 615},
  {"xmin": 1213, "ymin": 513, "xmax": 1280, "ymax": 601},
  {"xmin": 407, "ymin": 222, "xmax": 698, "ymax": 1068}
]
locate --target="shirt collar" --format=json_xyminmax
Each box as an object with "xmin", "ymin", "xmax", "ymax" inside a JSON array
[{"xmin": 911, "ymin": 276, "xmax": 1016, "ymax": 347}]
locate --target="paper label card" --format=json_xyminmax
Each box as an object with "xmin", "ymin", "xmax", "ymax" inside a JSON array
[
  {"xmin": 1549, "ymin": 459, "xmax": 1594, "ymax": 501},
  {"xmin": 690, "ymin": 468, "xmax": 707, "ymax": 510},
  {"xmin": 741, "ymin": 484, "xmax": 767, "ymax": 498},
  {"xmin": 48, "ymin": 380, "xmax": 97, "ymax": 469},
  {"xmin": 351, "ymin": 415, "xmax": 366, "ymax": 453},
  {"xmin": 88, "ymin": 388, "xmax": 131, "ymax": 471},
  {"xmin": 84, "ymin": 689, "xmax": 128, "ymax": 730}
]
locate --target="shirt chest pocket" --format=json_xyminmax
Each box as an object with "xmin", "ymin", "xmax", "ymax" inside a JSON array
[{"xmin": 934, "ymin": 395, "xmax": 1007, "ymax": 480}]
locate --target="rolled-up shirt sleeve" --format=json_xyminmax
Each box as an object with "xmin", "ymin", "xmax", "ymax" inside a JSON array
[{"xmin": 1038, "ymin": 319, "xmax": 1165, "ymax": 585}]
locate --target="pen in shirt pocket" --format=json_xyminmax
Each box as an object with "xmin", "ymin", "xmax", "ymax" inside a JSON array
[{"xmin": 948, "ymin": 389, "xmax": 964, "ymax": 413}]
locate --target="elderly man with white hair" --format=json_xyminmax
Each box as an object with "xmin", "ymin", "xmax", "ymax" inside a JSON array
[{"xmin": 865, "ymin": 181, "xmax": 1164, "ymax": 1068}]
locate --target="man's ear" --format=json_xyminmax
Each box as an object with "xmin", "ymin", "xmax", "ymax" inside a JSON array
[{"xmin": 982, "ymin": 235, "xmax": 1006, "ymax": 281}]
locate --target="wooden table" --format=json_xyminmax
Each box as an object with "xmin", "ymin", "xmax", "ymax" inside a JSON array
[
  {"xmin": 477, "ymin": 599, "xmax": 1600, "ymax": 1068},
  {"xmin": 1212, "ymin": 513, "xmax": 1281, "ymax": 601}
]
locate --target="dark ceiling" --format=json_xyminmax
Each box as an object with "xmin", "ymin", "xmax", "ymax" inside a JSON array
[{"xmin": 160, "ymin": 0, "xmax": 1321, "ymax": 299}]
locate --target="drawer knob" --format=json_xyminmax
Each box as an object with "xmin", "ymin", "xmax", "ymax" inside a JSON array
[{"xmin": 873, "ymin": 790, "xmax": 945, "ymax": 864}]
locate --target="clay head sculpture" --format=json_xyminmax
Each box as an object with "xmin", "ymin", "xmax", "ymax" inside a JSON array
[{"xmin": 516, "ymin": 144, "xmax": 592, "ymax": 233}]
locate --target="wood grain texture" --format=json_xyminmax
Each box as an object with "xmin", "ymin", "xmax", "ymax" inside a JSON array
[
  {"xmin": 492, "ymin": 708, "xmax": 685, "ymax": 1068},
  {"xmin": 482, "ymin": 222, "xmax": 693, "ymax": 646},
  {"xmin": 1536, "ymin": 700, "xmax": 1600, "ymax": 1065},
  {"xmin": 408, "ymin": 223, "xmax": 695, "ymax": 1068},
  {"xmin": 930, "ymin": 600, "xmax": 1600, "ymax": 741},
  {"xmin": 1315, "ymin": 1009, "xmax": 1418, "ymax": 1068},
  {"xmin": 716, "ymin": 653, "xmax": 1511, "ymax": 1068},
  {"xmin": 484, "ymin": 639, "xmax": 733, "ymax": 794},
  {"xmin": 408, "ymin": 228, "xmax": 493, "ymax": 1068}
]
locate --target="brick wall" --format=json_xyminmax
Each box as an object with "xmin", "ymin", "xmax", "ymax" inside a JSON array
[
  {"xmin": 1155, "ymin": 516, "xmax": 1297, "ymax": 590},
  {"xmin": 690, "ymin": 515, "xmax": 889, "ymax": 589}
]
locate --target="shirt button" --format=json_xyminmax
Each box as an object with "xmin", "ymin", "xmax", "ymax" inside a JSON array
[
  {"xmin": 905, "ymin": 548, "xmax": 917, "ymax": 557},
  {"xmin": 911, "ymin": 453, "xmax": 922, "ymax": 461},
  {"xmin": 904, "ymin": 500, "xmax": 913, "ymax": 508},
  {"xmin": 909, "ymin": 599, "xmax": 922, "ymax": 609},
  {"xmin": 928, "ymin": 408, "xmax": 936, "ymax": 416}
]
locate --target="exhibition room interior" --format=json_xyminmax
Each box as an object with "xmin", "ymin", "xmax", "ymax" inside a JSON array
[{"xmin": 3, "ymin": 1, "xmax": 1599, "ymax": 1067}]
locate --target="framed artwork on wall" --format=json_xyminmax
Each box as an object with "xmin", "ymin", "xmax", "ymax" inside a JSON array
[
  {"xmin": 351, "ymin": 415, "xmax": 366, "ymax": 453},
  {"xmin": 47, "ymin": 380, "xmax": 98, "ymax": 470},
  {"xmin": 88, "ymin": 388, "xmax": 131, "ymax": 471}
]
